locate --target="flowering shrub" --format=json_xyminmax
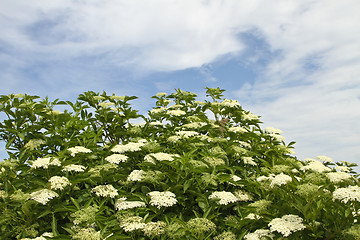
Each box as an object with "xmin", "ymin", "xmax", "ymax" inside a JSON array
[{"xmin": 0, "ymin": 88, "xmax": 360, "ymax": 239}]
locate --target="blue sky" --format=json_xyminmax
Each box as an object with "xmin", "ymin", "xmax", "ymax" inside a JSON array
[{"xmin": 1, "ymin": 0, "xmax": 360, "ymax": 166}]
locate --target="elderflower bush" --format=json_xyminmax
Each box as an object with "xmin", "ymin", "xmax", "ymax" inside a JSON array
[{"xmin": 0, "ymin": 88, "xmax": 360, "ymax": 240}]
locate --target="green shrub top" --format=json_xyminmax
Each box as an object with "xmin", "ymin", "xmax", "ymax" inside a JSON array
[{"xmin": 0, "ymin": 88, "xmax": 359, "ymax": 239}]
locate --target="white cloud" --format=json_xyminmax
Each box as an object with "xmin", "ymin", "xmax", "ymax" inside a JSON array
[{"xmin": 0, "ymin": 0, "xmax": 360, "ymax": 165}]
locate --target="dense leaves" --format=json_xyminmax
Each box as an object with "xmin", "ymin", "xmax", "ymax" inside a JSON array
[{"xmin": 0, "ymin": 89, "xmax": 359, "ymax": 239}]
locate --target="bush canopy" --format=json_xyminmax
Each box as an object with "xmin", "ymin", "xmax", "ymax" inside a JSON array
[{"xmin": 0, "ymin": 87, "xmax": 359, "ymax": 239}]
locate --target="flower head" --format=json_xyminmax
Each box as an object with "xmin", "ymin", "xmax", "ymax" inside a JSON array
[
  {"xmin": 148, "ymin": 191, "xmax": 177, "ymax": 208},
  {"xmin": 209, "ymin": 191, "xmax": 239, "ymax": 205},
  {"xmin": 115, "ymin": 197, "xmax": 146, "ymax": 210},
  {"xmin": 31, "ymin": 157, "xmax": 61, "ymax": 169},
  {"xmin": 49, "ymin": 176, "xmax": 71, "ymax": 190},
  {"xmin": 105, "ymin": 154, "xmax": 128, "ymax": 164},
  {"xmin": 268, "ymin": 214, "xmax": 305, "ymax": 237},
  {"xmin": 333, "ymin": 186, "xmax": 360, "ymax": 203},
  {"xmin": 30, "ymin": 189, "xmax": 59, "ymax": 205},
  {"xmin": 62, "ymin": 164, "xmax": 86, "ymax": 172},
  {"xmin": 67, "ymin": 146, "xmax": 91, "ymax": 157},
  {"xmin": 92, "ymin": 185, "xmax": 118, "ymax": 198}
]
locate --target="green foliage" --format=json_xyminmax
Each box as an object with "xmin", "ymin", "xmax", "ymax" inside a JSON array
[{"xmin": 0, "ymin": 89, "xmax": 359, "ymax": 239}]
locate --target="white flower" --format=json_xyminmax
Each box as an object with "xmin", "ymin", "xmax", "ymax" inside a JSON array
[
  {"xmin": 150, "ymin": 107, "xmax": 167, "ymax": 114},
  {"xmin": 220, "ymin": 99, "xmax": 240, "ymax": 107},
  {"xmin": 245, "ymin": 213, "xmax": 262, "ymax": 220},
  {"xmin": 105, "ymin": 154, "xmax": 128, "ymax": 164},
  {"xmin": 110, "ymin": 95, "xmax": 125, "ymax": 100},
  {"xmin": 31, "ymin": 157, "xmax": 61, "ymax": 169},
  {"xmin": 111, "ymin": 141, "xmax": 145, "ymax": 153},
  {"xmin": 269, "ymin": 173, "xmax": 292, "ymax": 188},
  {"xmin": 242, "ymin": 157, "xmax": 257, "ymax": 166},
  {"xmin": 194, "ymin": 101, "xmax": 206, "ymax": 105},
  {"xmin": 167, "ymin": 109, "xmax": 186, "ymax": 116},
  {"xmin": 49, "ymin": 176, "xmax": 71, "ymax": 190},
  {"xmin": 115, "ymin": 197, "xmax": 146, "ymax": 210},
  {"xmin": 244, "ymin": 229, "xmax": 274, "ymax": 240},
  {"xmin": 24, "ymin": 139, "xmax": 46, "ymax": 150},
  {"xmin": 175, "ymin": 130, "xmax": 199, "ymax": 138},
  {"xmin": 234, "ymin": 190, "xmax": 252, "ymax": 202},
  {"xmin": 316, "ymin": 155, "xmax": 334, "ymax": 163},
  {"xmin": 155, "ymin": 92, "xmax": 167, "ymax": 97},
  {"xmin": 98, "ymin": 102, "xmax": 115, "ymax": 108},
  {"xmin": 30, "ymin": 189, "xmax": 59, "ymax": 205},
  {"xmin": 269, "ymin": 134, "xmax": 285, "ymax": 141},
  {"xmin": 335, "ymin": 166, "xmax": 351, "ymax": 172},
  {"xmin": 149, "ymin": 121, "xmax": 163, "ymax": 126},
  {"xmin": 228, "ymin": 126, "xmax": 247, "ymax": 133},
  {"xmin": 327, "ymin": 171, "xmax": 352, "ymax": 183},
  {"xmin": 242, "ymin": 112, "xmax": 259, "ymax": 121},
  {"xmin": 268, "ymin": 214, "xmax": 305, "ymax": 237},
  {"xmin": 67, "ymin": 146, "xmax": 91, "ymax": 156},
  {"xmin": 231, "ymin": 175, "xmax": 242, "ymax": 182},
  {"xmin": 144, "ymin": 153, "xmax": 179, "ymax": 163},
  {"xmin": 62, "ymin": 164, "xmax": 86, "ymax": 172},
  {"xmin": 300, "ymin": 160, "xmax": 331, "ymax": 173},
  {"xmin": 167, "ymin": 135, "xmax": 181, "ymax": 142},
  {"xmin": 148, "ymin": 191, "xmax": 177, "ymax": 208},
  {"xmin": 127, "ymin": 170, "xmax": 146, "ymax": 182},
  {"xmin": 208, "ymin": 191, "xmax": 239, "ymax": 205},
  {"xmin": 265, "ymin": 127, "xmax": 283, "ymax": 134},
  {"xmin": 333, "ymin": 186, "xmax": 360, "ymax": 203},
  {"xmin": 92, "ymin": 185, "xmax": 118, "ymax": 198},
  {"xmin": 120, "ymin": 216, "xmax": 146, "ymax": 232},
  {"xmin": 182, "ymin": 122, "xmax": 207, "ymax": 129}
]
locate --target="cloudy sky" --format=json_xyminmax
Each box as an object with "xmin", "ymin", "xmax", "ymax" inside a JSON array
[{"xmin": 1, "ymin": 0, "xmax": 359, "ymax": 165}]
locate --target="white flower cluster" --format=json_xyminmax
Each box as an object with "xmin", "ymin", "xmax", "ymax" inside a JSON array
[
  {"xmin": 234, "ymin": 190, "xmax": 252, "ymax": 202},
  {"xmin": 300, "ymin": 160, "xmax": 331, "ymax": 173},
  {"xmin": 316, "ymin": 155, "xmax": 334, "ymax": 163},
  {"xmin": 228, "ymin": 126, "xmax": 247, "ymax": 133},
  {"xmin": 105, "ymin": 154, "xmax": 128, "ymax": 164},
  {"xmin": 49, "ymin": 176, "xmax": 71, "ymax": 190},
  {"xmin": 67, "ymin": 146, "xmax": 92, "ymax": 157},
  {"xmin": 335, "ymin": 166, "xmax": 350, "ymax": 172},
  {"xmin": 244, "ymin": 229, "xmax": 273, "ymax": 240},
  {"xmin": 148, "ymin": 191, "xmax": 177, "ymax": 208},
  {"xmin": 231, "ymin": 175, "xmax": 242, "ymax": 182},
  {"xmin": 92, "ymin": 185, "xmax": 118, "ymax": 198},
  {"xmin": 182, "ymin": 122, "xmax": 207, "ymax": 129},
  {"xmin": 242, "ymin": 112, "xmax": 259, "ymax": 121},
  {"xmin": 115, "ymin": 197, "xmax": 146, "ymax": 210},
  {"xmin": 175, "ymin": 130, "xmax": 199, "ymax": 138},
  {"xmin": 144, "ymin": 152, "xmax": 179, "ymax": 163},
  {"xmin": 265, "ymin": 127, "xmax": 283, "ymax": 134},
  {"xmin": 31, "ymin": 157, "xmax": 61, "ymax": 169},
  {"xmin": 111, "ymin": 140, "xmax": 147, "ymax": 153},
  {"xmin": 167, "ymin": 109, "xmax": 186, "ymax": 116},
  {"xmin": 30, "ymin": 189, "xmax": 59, "ymax": 205},
  {"xmin": 150, "ymin": 107, "xmax": 167, "ymax": 114},
  {"xmin": 327, "ymin": 171, "xmax": 352, "ymax": 183},
  {"xmin": 242, "ymin": 157, "xmax": 257, "ymax": 166},
  {"xmin": 209, "ymin": 191, "xmax": 239, "ymax": 205},
  {"xmin": 98, "ymin": 102, "xmax": 114, "ymax": 108},
  {"xmin": 142, "ymin": 221, "xmax": 167, "ymax": 237},
  {"xmin": 127, "ymin": 170, "xmax": 146, "ymax": 182},
  {"xmin": 21, "ymin": 232, "xmax": 54, "ymax": 240},
  {"xmin": 220, "ymin": 99, "xmax": 240, "ymax": 107},
  {"xmin": 245, "ymin": 213, "xmax": 262, "ymax": 220},
  {"xmin": 149, "ymin": 121, "xmax": 163, "ymax": 126},
  {"xmin": 268, "ymin": 214, "xmax": 306, "ymax": 237},
  {"xmin": 120, "ymin": 216, "xmax": 146, "ymax": 232},
  {"xmin": 156, "ymin": 92, "xmax": 167, "ymax": 96},
  {"xmin": 24, "ymin": 139, "xmax": 46, "ymax": 150},
  {"xmin": 333, "ymin": 186, "xmax": 360, "ymax": 203},
  {"xmin": 62, "ymin": 164, "xmax": 86, "ymax": 172},
  {"xmin": 270, "ymin": 173, "xmax": 292, "ymax": 188}
]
